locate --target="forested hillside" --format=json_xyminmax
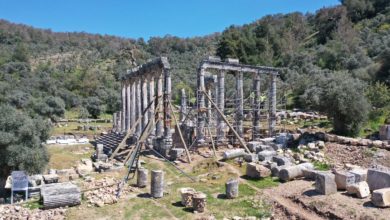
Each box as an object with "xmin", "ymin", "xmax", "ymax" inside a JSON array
[
  {"xmin": 0, "ymin": 20, "xmax": 217, "ymax": 176},
  {"xmin": 217, "ymin": 0, "xmax": 390, "ymax": 136},
  {"xmin": 0, "ymin": 0, "xmax": 389, "ymax": 176}
]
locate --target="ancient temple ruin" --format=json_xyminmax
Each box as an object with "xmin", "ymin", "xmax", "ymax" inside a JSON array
[
  {"xmin": 111, "ymin": 56, "xmax": 280, "ymax": 161},
  {"xmin": 112, "ymin": 57, "xmax": 173, "ymax": 157},
  {"xmin": 194, "ymin": 56, "xmax": 279, "ymax": 147}
]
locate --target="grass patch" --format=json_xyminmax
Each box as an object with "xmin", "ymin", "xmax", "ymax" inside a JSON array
[
  {"xmin": 360, "ymin": 108, "xmax": 389, "ymax": 137},
  {"xmin": 23, "ymin": 200, "xmax": 43, "ymax": 210},
  {"xmin": 239, "ymin": 183, "xmax": 256, "ymax": 196},
  {"xmin": 52, "ymin": 121, "xmax": 112, "ymax": 136},
  {"xmin": 244, "ymin": 177, "xmax": 280, "ymax": 189},
  {"xmin": 47, "ymin": 144, "xmax": 94, "ymax": 170},
  {"xmin": 300, "ymin": 119, "xmax": 332, "ymax": 129},
  {"xmin": 313, "ymin": 161, "xmax": 330, "ymax": 171}
]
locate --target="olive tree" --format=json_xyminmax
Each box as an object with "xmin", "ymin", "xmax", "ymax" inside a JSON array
[
  {"xmin": 0, "ymin": 104, "xmax": 50, "ymax": 182},
  {"xmin": 300, "ymin": 72, "xmax": 370, "ymax": 136}
]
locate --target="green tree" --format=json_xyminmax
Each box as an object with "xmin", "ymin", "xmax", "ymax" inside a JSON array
[
  {"xmin": 0, "ymin": 104, "xmax": 50, "ymax": 181},
  {"xmin": 11, "ymin": 43, "xmax": 29, "ymax": 62},
  {"xmin": 366, "ymin": 82, "xmax": 390, "ymax": 108},
  {"xmin": 301, "ymin": 73, "xmax": 370, "ymax": 136},
  {"xmin": 85, "ymin": 97, "xmax": 102, "ymax": 119},
  {"xmin": 34, "ymin": 96, "xmax": 66, "ymax": 122}
]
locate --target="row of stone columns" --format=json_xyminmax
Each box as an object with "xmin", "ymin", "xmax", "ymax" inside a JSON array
[
  {"xmin": 118, "ymin": 74, "xmax": 169, "ymax": 138},
  {"xmin": 196, "ymin": 69, "xmax": 277, "ymax": 144}
]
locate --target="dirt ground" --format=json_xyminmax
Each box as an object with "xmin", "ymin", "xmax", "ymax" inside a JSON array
[
  {"xmin": 264, "ymin": 180, "xmax": 388, "ymax": 220},
  {"xmin": 324, "ymin": 143, "xmax": 390, "ymax": 168}
]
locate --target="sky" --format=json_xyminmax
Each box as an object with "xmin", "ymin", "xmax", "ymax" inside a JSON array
[{"xmin": 0, "ymin": 0, "xmax": 340, "ymax": 40}]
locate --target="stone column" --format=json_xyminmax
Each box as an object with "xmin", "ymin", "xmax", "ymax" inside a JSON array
[
  {"xmin": 113, "ymin": 113, "xmax": 117, "ymax": 131},
  {"xmin": 135, "ymin": 78, "xmax": 142, "ymax": 135},
  {"xmin": 206, "ymin": 89, "xmax": 212, "ymax": 123},
  {"xmin": 235, "ymin": 72, "xmax": 244, "ymax": 138},
  {"xmin": 197, "ymin": 67, "xmax": 206, "ymax": 144},
  {"xmin": 126, "ymin": 80, "xmax": 131, "ymax": 131},
  {"xmin": 252, "ymin": 72, "xmax": 261, "ymax": 140},
  {"xmin": 217, "ymin": 71, "xmax": 226, "ymax": 142},
  {"xmin": 213, "ymin": 75, "xmax": 218, "ymax": 126},
  {"xmin": 163, "ymin": 68, "xmax": 172, "ymax": 151},
  {"xmin": 180, "ymin": 88, "xmax": 187, "ymax": 122},
  {"xmin": 156, "ymin": 74, "xmax": 164, "ymax": 137},
  {"xmin": 137, "ymin": 168, "xmax": 148, "ymax": 188},
  {"xmin": 268, "ymin": 73, "xmax": 277, "ymax": 137},
  {"xmin": 151, "ymin": 170, "xmax": 164, "ymax": 198},
  {"xmin": 130, "ymin": 79, "xmax": 136, "ymax": 130},
  {"xmin": 121, "ymin": 81, "xmax": 126, "ymax": 132},
  {"xmin": 148, "ymin": 75, "xmax": 155, "ymax": 135},
  {"xmin": 226, "ymin": 179, "xmax": 239, "ymax": 199},
  {"xmin": 118, "ymin": 111, "xmax": 122, "ymax": 133},
  {"xmin": 142, "ymin": 77, "xmax": 149, "ymax": 131}
]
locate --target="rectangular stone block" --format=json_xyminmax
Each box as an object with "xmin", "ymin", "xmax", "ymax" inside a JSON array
[
  {"xmin": 346, "ymin": 181, "xmax": 370, "ymax": 198},
  {"xmin": 367, "ymin": 168, "xmax": 390, "ymax": 191},
  {"xmin": 315, "ymin": 172, "xmax": 337, "ymax": 195},
  {"xmin": 350, "ymin": 169, "xmax": 367, "ymax": 183},
  {"xmin": 372, "ymin": 188, "xmax": 390, "ymax": 207},
  {"xmin": 334, "ymin": 170, "xmax": 355, "ymax": 190},
  {"xmin": 246, "ymin": 162, "xmax": 271, "ymax": 179},
  {"xmin": 302, "ymin": 169, "xmax": 318, "ymax": 180}
]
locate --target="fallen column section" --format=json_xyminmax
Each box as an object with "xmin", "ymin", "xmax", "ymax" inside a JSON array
[
  {"xmin": 278, "ymin": 163, "xmax": 314, "ymax": 181},
  {"xmin": 41, "ymin": 182, "xmax": 81, "ymax": 209}
]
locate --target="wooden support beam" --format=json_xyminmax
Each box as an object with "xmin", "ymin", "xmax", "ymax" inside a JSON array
[
  {"xmin": 168, "ymin": 100, "xmax": 192, "ymax": 164},
  {"xmin": 207, "ymin": 126, "xmax": 217, "ymax": 159},
  {"xmin": 110, "ymin": 96, "xmax": 161, "ymax": 160},
  {"xmin": 202, "ymin": 90, "xmax": 251, "ymax": 153},
  {"xmin": 123, "ymin": 105, "xmax": 161, "ymax": 165}
]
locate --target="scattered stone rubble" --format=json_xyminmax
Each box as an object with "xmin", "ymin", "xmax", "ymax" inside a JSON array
[
  {"xmin": 0, "ymin": 205, "xmax": 66, "ymax": 220},
  {"xmin": 82, "ymin": 177, "xmax": 134, "ymax": 207}
]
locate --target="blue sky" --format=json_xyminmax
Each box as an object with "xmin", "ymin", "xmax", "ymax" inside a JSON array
[{"xmin": 0, "ymin": 0, "xmax": 340, "ymax": 40}]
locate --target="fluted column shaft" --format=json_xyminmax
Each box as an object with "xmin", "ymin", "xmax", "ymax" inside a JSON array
[
  {"xmin": 235, "ymin": 72, "xmax": 244, "ymax": 138},
  {"xmin": 197, "ymin": 68, "xmax": 206, "ymax": 143},
  {"xmin": 268, "ymin": 73, "xmax": 277, "ymax": 137},
  {"xmin": 126, "ymin": 80, "xmax": 131, "ymax": 131},
  {"xmin": 121, "ymin": 81, "xmax": 126, "ymax": 132},
  {"xmin": 217, "ymin": 71, "xmax": 225, "ymax": 141},
  {"xmin": 156, "ymin": 74, "xmax": 164, "ymax": 137},
  {"xmin": 252, "ymin": 72, "xmax": 261, "ymax": 140}
]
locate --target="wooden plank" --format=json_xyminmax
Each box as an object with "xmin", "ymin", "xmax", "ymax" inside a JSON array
[
  {"xmin": 168, "ymin": 101, "xmax": 192, "ymax": 164},
  {"xmin": 202, "ymin": 90, "xmax": 251, "ymax": 153}
]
